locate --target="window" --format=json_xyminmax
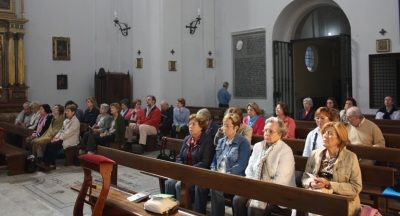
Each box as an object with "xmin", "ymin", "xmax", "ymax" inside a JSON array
[{"xmin": 305, "ymin": 46, "xmax": 317, "ymax": 72}]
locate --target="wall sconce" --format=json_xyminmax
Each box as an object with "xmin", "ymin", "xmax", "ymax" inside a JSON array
[
  {"xmin": 113, "ymin": 12, "xmax": 131, "ymax": 37},
  {"xmin": 186, "ymin": 9, "xmax": 201, "ymax": 35}
]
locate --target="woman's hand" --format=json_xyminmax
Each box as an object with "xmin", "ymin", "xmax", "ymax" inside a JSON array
[{"xmin": 312, "ymin": 177, "xmax": 331, "ymax": 189}]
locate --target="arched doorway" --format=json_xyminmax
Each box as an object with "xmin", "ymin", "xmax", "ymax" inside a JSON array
[{"xmin": 272, "ymin": 1, "xmax": 351, "ymax": 116}]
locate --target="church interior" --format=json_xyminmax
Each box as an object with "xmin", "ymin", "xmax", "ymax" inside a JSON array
[{"xmin": 0, "ymin": 0, "xmax": 399, "ymax": 215}]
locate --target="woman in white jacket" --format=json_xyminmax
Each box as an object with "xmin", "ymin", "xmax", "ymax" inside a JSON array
[
  {"xmin": 42, "ymin": 104, "xmax": 80, "ymax": 170},
  {"xmin": 233, "ymin": 117, "xmax": 296, "ymax": 216}
]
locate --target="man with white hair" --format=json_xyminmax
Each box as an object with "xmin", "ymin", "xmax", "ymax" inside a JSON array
[
  {"xmin": 27, "ymin": 101, "xmax": 41, "ymax": 129},
  {"xmin": 346, "ymin": 106, "xmax": 385, "ymax": 147},
  {"xmin": 15, "ymin": 101, "xmax": 33, "ymax": 128}
]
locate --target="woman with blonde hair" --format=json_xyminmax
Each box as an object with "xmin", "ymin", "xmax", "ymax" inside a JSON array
[
  {"xmin": 83, "ymin": 97, "xmax": 100, "ymax": 126},
  {"xmin": 302, "ymin": 122, "xmax": 362, "ymax": 216}
]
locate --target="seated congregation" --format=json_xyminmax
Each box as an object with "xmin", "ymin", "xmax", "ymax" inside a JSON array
[{"xmin": 1, "ymin": 94, "xmax": 399, "ymax": 215}]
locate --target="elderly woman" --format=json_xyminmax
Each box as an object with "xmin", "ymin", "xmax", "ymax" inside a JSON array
[
  {"xmin": 25, "ymin": 104, "xmax": 53, "ymax": 149},
  {"xmin": 302, "ymin": 122, "xmax": 362, "ymax": 216},
  {"xmin": 210, "ymin": 113, "xmax": 251, "ymax": 216},
  {"xmin": 275, "ymin": 102, "xmax": 296, "ymax": 138},
  {"xmin": 303, "ymin": 107, "xmax": 337, "ymax": 157},
  {"xmin": 27, "ymin": 101, "xmax": 41, "ymax": 129},
  {"xmin": 214, "ymin": 107, "xmax": 253, "ymax": 146},
  {"xmin": 30, "ymin": 104, "xmax": 65, "ymax": 161},
  {"xmin": 233, "ymin": 117, "xmax": 296, "ymax": 216},
  {"xmin": 243, "ymin": 102, "xmax": 265, "ymax": 136},
  {"xmin": 172, "ymin": 98, "xmax": 190, "ymax": 138},
  {"xmin": 41, "ymin": 104, "xmax": 80, "ymax": 170},
  {"xmin": 83, "ymin": 97, "xmax": 100, "ymax": 127},
  {"xmin": 165, "ymin": 114, "xmax": 215, "ymax": 214},
  {"xmin": 339, "ymin": 97, "xmax": 357, "ymax": 124},
  {"xmin": 80, "ymin": 103, "xmax": 113, "ymax": 154},
  {"xmin": 297, "ymin": 97, "xmax": 315, "ymax": 121},
  {"xmin": 197, "ymin": 108, "xmax": 219, "ymax": 138},
  {"xmin": 86, "ymin": 103, "xmax": 125, "ymax": 153}
]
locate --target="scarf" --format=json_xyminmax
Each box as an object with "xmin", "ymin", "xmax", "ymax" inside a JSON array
[
  {"xmin": 248, "ymin": 115, "xmax": 259, "ymax": 127},
  {"xmin": 185, "ymin": 136, "xmax": 199, "ymax": 166}
]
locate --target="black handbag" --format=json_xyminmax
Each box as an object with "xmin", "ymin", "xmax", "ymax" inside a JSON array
[{"xmin": 157, "ymin": 137, "xmax": 176, "ymax": 162}]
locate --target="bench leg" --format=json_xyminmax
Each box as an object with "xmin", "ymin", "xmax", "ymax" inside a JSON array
[{"xmin": 7, "ymin": 154, "xmax": 25, "ymax": 175}]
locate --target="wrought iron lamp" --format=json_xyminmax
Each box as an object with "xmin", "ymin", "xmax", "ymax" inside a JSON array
[
  {"xmin": 113, "ymin": 15, "xmax": 131, "ymax": 37},
  {"xmin": 186, "ymin": 10, "xmax": 201, "ymax": 35}
]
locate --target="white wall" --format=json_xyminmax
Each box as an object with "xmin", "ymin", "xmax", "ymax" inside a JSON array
[
  {"xmin": 214, "ymin": 0, "xmax": 400, "ymax": 114},
  {"xmin": 24, "ymin": 0, "xmax": 399, "ymax": 114}
]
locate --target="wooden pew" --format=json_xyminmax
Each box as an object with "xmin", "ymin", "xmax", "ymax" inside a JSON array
[
  {"xmin": 384, "ymin": 133, "xmax": 400, "ymax": 148},
  {"xmin": 186, "ymin": 106, "xmax": 227, "ymax": 123},
  {"xmin": 97, "ymin": 146, "xmax": 349, "ymax": 216},
  {"xmin": 0, "ymin": 121, "xmax": 33, "ymax": 147}
]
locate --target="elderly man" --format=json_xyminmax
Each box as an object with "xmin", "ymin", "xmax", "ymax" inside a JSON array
[
  {"xmin": 376, "ymin": 96, "xmax": 400, "ymax": 120},
  {"xmin": 15, "ymin": 101, "xmax": 33, "ymax": 128},
  {"xmin": 27, "ymin": 101, "xmax": 41, "ymax": 129},
  {"xmin": 346, "ymin": 106, "xmax": 385, "ymax": 147},
  {"xmin": 233, "ymin": 117, "xmax": 295, "ymax": 216},
  {"xmin": 128, "ymin": 95, "xmax": 161, "ymax": 154},
  {"xmin": 159, "ymin": 100, "xmax": 173, "ymax": 137}
]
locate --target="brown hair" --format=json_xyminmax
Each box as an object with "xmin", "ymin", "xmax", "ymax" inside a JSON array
[
  {"xmin": 276, "ymin": 101, "xmax": 290, "ymax": 116},
  {"xmin": 110, "ymin": 103, "xmax": 121, "ymax": 112},
  {"xmin": 225, "ymin": 107, "xmax": 244, "ymax": 120},
  {"xmin": 132, "ymin": 99, "xmax": 142, "ymax": 108},
  {"xmin": 177, "ymin": 98, "xmax": 186, "ymax": 107},
  {"xmin": 65, "ymin": 104, "xmax": 77, "ymax": 113},
  {"xmin": 189, "ymin": 113, "xmax": 208, "ymax": 131},
  {"xmin": 223, "ymin": 113, "xmax": 242, "ymax": 128},
  {"xmin": 315, "ymin": 107, "xmax": 336, "ymax": 121},
  {"xmin": 247, "ymin": 102, "xmax": 262, "ymax": 115},
  {"xmin": 86, "ymin": 97, "xmax": 99, "ymax": 109},
  {"xmin": 321, "ymin": 122, "xmax": 349, "ymax": 148}
]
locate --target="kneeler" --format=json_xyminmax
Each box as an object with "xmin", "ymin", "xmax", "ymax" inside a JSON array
[{"xmin": 73, "ymin": 154, "xmax": 115, "ymax": 216}]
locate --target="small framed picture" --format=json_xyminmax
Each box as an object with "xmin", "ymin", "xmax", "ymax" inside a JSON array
[
  {"xmin": 57, "ymin": 74, "xmax": 68, "ymax": 90},
  {"xmin": 376, "ymin": 39, "xmax": 391, "ymax": 53},
  {"xmin": 168, "ymin": 61, "xmax": 177, "ymax": 71},
  {"xmin": 136, "ymin": 58, "xmax": 143, "ymax": 69},
  {"xmin": 53, "ymin": 37, "xmax": 70, "ymax": 60},
  {"xmin": 207, "ymin": 58, "xmax": 214, "ymax": 68}
]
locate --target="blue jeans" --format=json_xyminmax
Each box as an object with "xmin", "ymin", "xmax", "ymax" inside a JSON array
[
  {"xmin": 164, "ymin": 179, "xmax": 208, "ymax": 214},
  {"xmin": 211, "ymin": 190, "xmax": 226, "ymax": 216}
]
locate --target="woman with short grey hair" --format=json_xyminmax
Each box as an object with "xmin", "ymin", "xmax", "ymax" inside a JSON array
[{"xmin": 297, "ymin": 97, "xmax": 315, "ymax": 121}]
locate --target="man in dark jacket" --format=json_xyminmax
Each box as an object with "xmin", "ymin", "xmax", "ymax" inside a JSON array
[{"xmin": 159, "ymin": 100, "xmax": 174, "ymax": 137}]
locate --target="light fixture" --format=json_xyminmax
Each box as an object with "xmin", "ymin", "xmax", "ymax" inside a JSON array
[
  {"xmin": 113, "ymin": 12, "xmax": 131, "ymax": 37},
  {"xmin": 186, "ymin": 9, "xmax": 201, "ymax": 35}
]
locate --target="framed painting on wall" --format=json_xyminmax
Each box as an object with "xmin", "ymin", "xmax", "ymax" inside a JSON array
[
  {"xmin": 57, "ymin": 74, "xmax": 68, "ymax": 90},
  {"xmin": 168, "ymin": 61, "xmax": 177, "ymax": 71},
  {"xmin": 376, "ymin": 39, "xmax": 391, "ymax": 53},
  {"xmin": 53, "ymin": 37, "xmax": 71, "ymax": 60},
  {"xmin": 0, "ymin": 0, "xmax": 15, "ymax": 13}
]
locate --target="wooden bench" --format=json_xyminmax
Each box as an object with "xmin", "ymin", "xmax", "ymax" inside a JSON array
[
  {"xmin": 187, "ymin": 106, "xmax": 227, "ymax": 123},
  {"xmin": 64, "ymin": 146, "xmax": 78, "ymax": 166},
  {"xmin": 0, "ymin": 143, "xmax": 27, "ymax": 175},
  {"xmin": 0, "ymin": 121, "xmax": 33, "ymax": 147},
  {"xmin": 98, "ymin": 146, "xmax": 350, "ymax": 216}
]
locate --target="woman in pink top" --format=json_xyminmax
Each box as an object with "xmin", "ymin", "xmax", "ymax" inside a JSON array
[
  {"xmin": 242, "ymin": 102, "xmax": 265, "ymax": 135},
  {"xmin": 275, "ymin": 102, "xmax": 296, "ymax": 138}
]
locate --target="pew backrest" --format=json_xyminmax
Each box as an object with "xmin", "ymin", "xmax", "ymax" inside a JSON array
[{"xmin": 98, "ymin": 146, "xmax": 349, "ymax": 216}]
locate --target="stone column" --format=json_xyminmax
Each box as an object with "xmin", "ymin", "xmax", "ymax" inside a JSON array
[
  {"xmin": 7, "ymin": 33, "xmax": 15, "ymax": 86},
  {"xmin": 17, "ymin": 33, "xmax": 24, "ymax": 85}
]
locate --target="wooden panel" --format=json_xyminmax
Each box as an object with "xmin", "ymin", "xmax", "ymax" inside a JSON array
[{"xmin": 97, "ymin": 146, "xmax": 349, "ymax": 216}]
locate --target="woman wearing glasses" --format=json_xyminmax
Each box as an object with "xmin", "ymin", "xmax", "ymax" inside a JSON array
[
  {"xmin": 302, "ymin": 122, "xmax": 362, "ymax": 216},
  {"xmin": 303, "ymin": 107, "xmax": 338, "ymax": 157},
  {"xmin": 233, "ymin": 117, "xmax": 296, "ymax": 216},
  {"xmin": 210, "ymin": 113, "xmax": 251, "ymax": 216}
]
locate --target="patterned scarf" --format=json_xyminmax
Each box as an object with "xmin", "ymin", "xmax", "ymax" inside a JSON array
[{"xmin": 185, "ymin": 136, "xmax": 199, "ymax": 166}]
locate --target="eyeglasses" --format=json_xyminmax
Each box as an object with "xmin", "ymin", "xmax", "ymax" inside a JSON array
[
  {"xmin": 222, "ymin": 124, "xmax": 234, "ymax": 128},
  {"xmin": 263, "ymin": 129, "xmax": 278, "ymax": 135},
  {"xmin": 314, "ymin": 116, "xmax": 328, "ymax": 120}
]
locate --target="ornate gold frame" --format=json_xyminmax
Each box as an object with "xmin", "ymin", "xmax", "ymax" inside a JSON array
[
  {"xmin": 52, "ymin": 37, "xmax": 70, "ymax": 61},
  {"xmin": 0, "ymin": 0, "xmax": 15, "ymax": 14}
]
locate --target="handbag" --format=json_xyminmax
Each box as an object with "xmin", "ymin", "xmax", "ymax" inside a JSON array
[
  {"xmin": 359, "ymin": 205, "xmax": 382, "ymax": 216},
  {"xmin": 144, "ymin": 195, "xmax": 178, "ymax": 215},
  {"xmin": 157, "ymin": 137, "xmax": 176, "ymax": 162}
]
